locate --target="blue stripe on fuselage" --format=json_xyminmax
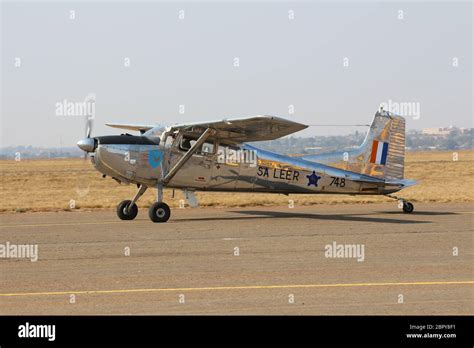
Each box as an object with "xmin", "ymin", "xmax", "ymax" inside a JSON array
[{"xmin": 381, "ymin": 142, "xmax": 389, "ymax": 165}]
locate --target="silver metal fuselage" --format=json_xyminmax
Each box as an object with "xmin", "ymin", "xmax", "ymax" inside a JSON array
[{"xmin": 90, "ymin": 133, "xmax": 404, "ymax": 196}]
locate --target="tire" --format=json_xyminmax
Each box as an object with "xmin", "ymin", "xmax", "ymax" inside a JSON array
[
  {"xmin": 148, "ymin": 202, "xmax": 171, "ymax": 223},
  {"xmin": 117, "ymin": 200, "xmax": 138, "ymax": 220},
  {"xmin": 403, "ymin": 202, "xmax": 414, "ymax": 213}
]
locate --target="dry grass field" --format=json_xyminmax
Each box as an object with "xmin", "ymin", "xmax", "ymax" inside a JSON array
[{"xmin": 0, "ymin": 150, "xmax": 472, "ymax": 213}]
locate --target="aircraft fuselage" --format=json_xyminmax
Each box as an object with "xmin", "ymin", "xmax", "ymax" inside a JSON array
[{"xmin": 90, "ymin": 136, "xmax": 403, "ymax": 196}]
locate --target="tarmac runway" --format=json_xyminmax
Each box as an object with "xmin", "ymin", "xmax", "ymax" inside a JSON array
[{"xmin": 0, "ymin": 202, "xmax": 472, "ymax": 315}]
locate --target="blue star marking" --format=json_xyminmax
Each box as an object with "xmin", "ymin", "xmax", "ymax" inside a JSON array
[
  {"xmin": 306, "ymin": 171, "xmax": 321, "ymax": 187},
  {"xmin": 149, "ymin": 149, "xmax": 163, "ymax": 169}
]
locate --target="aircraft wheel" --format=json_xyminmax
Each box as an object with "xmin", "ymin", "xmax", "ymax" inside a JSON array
[
  {"xmin": 149, "ymin": 202, "xmax": 171, "ymax": 223},
  {"xmin": 402, "ymin": 201, "xmax": 414, "ymax": 214},
  {"xmin": 117, "ymin": 200, "xmax": 138, "ymax": 220}
]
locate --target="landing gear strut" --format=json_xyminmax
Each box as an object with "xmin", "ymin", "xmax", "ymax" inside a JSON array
[
  {"xmin": 386, "ymin": 194, "xmax": 414, "ymax": 214},
  {"xmin": 148, "ymin": 184, "xmax": 171, "ymax": 223}
]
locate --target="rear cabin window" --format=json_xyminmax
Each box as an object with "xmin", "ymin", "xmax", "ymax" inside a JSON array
[{"xmin": 201, "ymin": 142, "xmax": 214, "ymax": 154}]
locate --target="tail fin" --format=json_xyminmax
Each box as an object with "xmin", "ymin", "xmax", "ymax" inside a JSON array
[
  {"xmin": 360, "ymin": 109, "xmax": 406, "ymax": 179},
  {"xmin": 300, "ymin": 109, "xmax": 406, "ymax": 180}
]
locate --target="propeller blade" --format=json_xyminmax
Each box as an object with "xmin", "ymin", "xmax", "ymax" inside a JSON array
[
  {"xmin": 85, "ymin": 117, "xmax": 93, "ymax": 138},
  {"xmin": 81, "ymin": 115, "xmax": 94, "ymax": 160}
]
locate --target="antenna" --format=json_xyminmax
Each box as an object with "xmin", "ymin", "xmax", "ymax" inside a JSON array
[{"xmin": 307, "ymin": 124, "xmax": 370, "ymax": 127}]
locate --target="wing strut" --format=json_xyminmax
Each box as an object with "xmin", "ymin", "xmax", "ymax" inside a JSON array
[{"xmin": 161, "ymin": 128, "xmax": 215, "ymax": 184}]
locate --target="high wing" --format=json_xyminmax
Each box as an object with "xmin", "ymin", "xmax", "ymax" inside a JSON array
[
  {"xmin": 166, "ymin": 115, "xmax": 308, "ymax": 143},
  {"xmin": 106, "ymin": 123, "xmax": 156, "ymax": 134}
]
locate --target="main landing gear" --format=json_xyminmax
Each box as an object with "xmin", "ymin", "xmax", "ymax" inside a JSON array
[
  {"xmin": 116, "ymin": 184, "xmax": 171, "ymax": 223},
  {"xmin": 386, "ymin": 195, "xmax": 414, "ymax": 214},
  {"xmin": 148, "ymin": 202, "xmax": 171, "ymax": 223}
]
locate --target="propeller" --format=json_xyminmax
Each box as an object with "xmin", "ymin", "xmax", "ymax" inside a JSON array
[
  {"xmin": 81, "ymin": 115, "xmax": 94, "ymax": 159},
  {"xmin": 77, "ymin": 95, "xmax": 96, "ymax": 156},
  {"xmin": 85, "ymin": 115, "xmax": 93, "ymax": 139}
]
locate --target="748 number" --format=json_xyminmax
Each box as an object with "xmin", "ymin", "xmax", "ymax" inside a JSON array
[{"xmin": 330, "ymin": 176, "xmax": 346, "ymax": 187}]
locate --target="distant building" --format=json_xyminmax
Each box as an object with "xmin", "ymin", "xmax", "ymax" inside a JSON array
[{"xmin": 422, "ymin": 127, "xmax": 453, "ymax": 136}]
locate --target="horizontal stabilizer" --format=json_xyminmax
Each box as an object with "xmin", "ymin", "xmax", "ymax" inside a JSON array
[
  {"xmin": 385, "ymin": 179, "xmax": 417, "ymax": 188},
  {"xmin": 351, "ymin": 175, "xmax": 385, "ymax": 184},
  {"xmin": 351, "ymin": 175, "xmax": 417, "ymax": 188}
]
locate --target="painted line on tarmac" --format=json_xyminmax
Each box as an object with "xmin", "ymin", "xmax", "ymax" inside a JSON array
[{"xmin": 1, "ymin": 280, "xmax": 473, "ymax": 298}]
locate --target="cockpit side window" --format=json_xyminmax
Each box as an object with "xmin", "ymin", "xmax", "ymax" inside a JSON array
[
  {"xmin": 179, "ymin": 136, "xmax": 196, "ymax": 151},
  {"xmin": 178, "ymin": 135, "xmax": 216, "ymax": 155}
]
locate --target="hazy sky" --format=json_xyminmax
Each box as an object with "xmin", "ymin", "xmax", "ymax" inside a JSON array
[{"xmin": 1, "ymin": 1, "xmax": 472, "ymax": 147}]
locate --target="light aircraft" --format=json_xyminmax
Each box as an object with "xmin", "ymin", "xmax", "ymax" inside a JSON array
[{"xmin": 77, "ymin": 108, "xmax": 416, "ymax": 223}]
